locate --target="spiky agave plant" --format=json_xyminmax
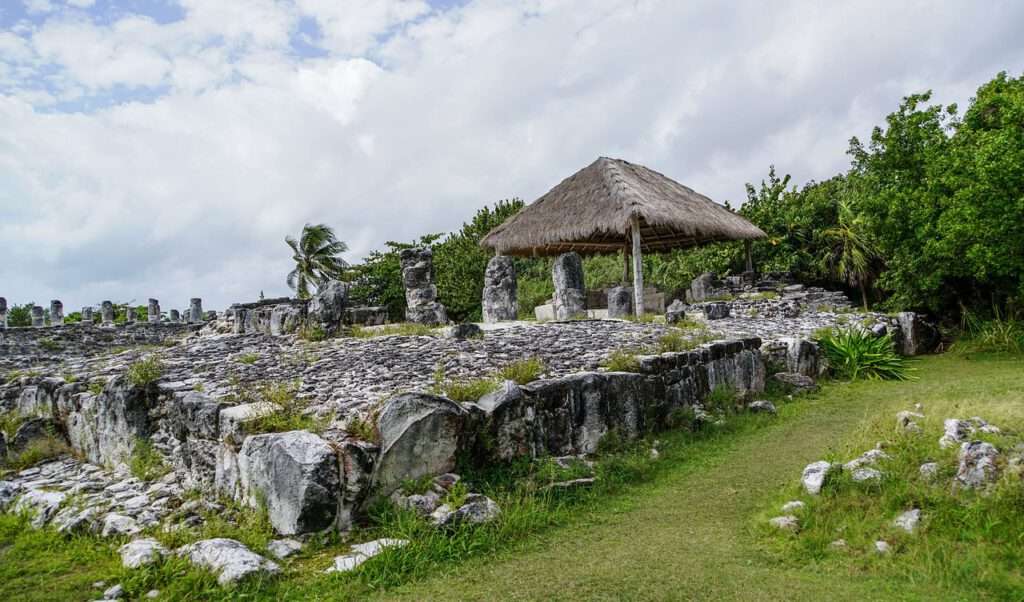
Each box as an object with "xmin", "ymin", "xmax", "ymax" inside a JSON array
[{"xmin": 816, "ymin": 327, "xmax": 910, "ymax": 381}]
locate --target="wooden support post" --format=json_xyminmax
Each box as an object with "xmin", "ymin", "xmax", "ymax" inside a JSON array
[
  {"xmin": 745, "ymin": 240, "xmax": 753, "ymax": 273},
  {"xmin": 631, "ymin": 215, "xmax": 644, "ymax": 317},
  {"xmin": 622, "ymin": 244, "xmax": 630, "ymax": 285}
]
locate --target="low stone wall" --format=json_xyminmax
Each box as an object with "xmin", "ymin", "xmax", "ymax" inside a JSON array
[{"xmin": 0, "ymin": 322, "xmax": 198, "ymax": 371}]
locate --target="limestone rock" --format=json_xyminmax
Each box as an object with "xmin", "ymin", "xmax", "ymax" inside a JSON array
[
  {"xmin": 237, "ymin": 431, "xmax": 340, "ymax": 535},
  {"xmin": 101, "ymin": 512, "xmax": 141, "ymax": 537},
  {"xmin": 844, "ymin": 448, "xmax": 890, "ymax": 471},
  {"xmin": 689, "ymin": 272, "xmax": 723, "ymax": 303},
  {"xmin": 308, "ymin": 280, "xmax": 348, "ymax": 335},
  {"xmin": 103, "ymin": 583, "xmax": 124, "ymax": 600},
  {"xmin": 852, "ymin": 467, "xmax": 883, "ymax": 483},
  {"xmin": 896, "ymin": 410, "xmax": 924, "ymax": 434},
  {"xmin": 893, "ymin": 509, "xmax": 921, "ymax": 534},
  {"xmin": 266, "ymin": 538, "xmax": 304, "ymax": 560},
  {"xmin": 606, "ymin": 286, "xmax": 633, "ymax": 319},
  {"xmin": 919, "ymin": 461, "xmax": 939, "ymax": 480},
  {"xmin": 374, "ymin": 393, "xmax": 466, "ymax": 496},
  {"xmin": 551, "ymin": 253, "xmax": 585, "ymax": 320},
  {"xmin": 0, "ymin": 480, "xmax": 19, "ymax": 510},
  {"xmin": 10, "ymin": 417, "xmax": 61, "ymax": 454},
  {"xmin": 434, "ymin": 493, "xmax": 500, "ymax": 527},
  {"xmin": 177, "ymin": 538, "xmax": 280, "ymax": 586},
  {"xmin": 955, "ymin": 441, "xmax": 999, "ymax": 490},
  {"xmin": 874, "ymin": 540, "xmax": 891, "ymax": 555},
  {"xmin": 400, "ymin": 248, "xmax": 447, "ymax": 325},
  {"xmin": 769, "ymin": 515, "xmax": 799, "ymax": 532},
  {"xmin": 120, "ymin": 538, "xmax": 168, "ymax": 568},
  {"xmin": 779, "ymin": 337, "xmax": 820, "ymax": 377},
  {"xmin": 801, "ymin": 461, "xmax": 835, "ymax": 495},
  {"xmin": 13, "ymin": 489, "xmax": 66, "ymax": 527},
  {"xmin": 326, "ymin": 538, "xmax": 408, "ymax": 573},
  {"xmin": 482, "ymin": 256, "xmax": 518, "ymax": 323},
  {"xmin": 772, "ymin": 372, "xmax": 818, "ymax": 394},
  {"xmin": 219, "ymin": 402, "xmax": 281, "ymax": 446},
  {"xmin": 747, "ymin": 400, "xmax": 777, "ymax": 414},
  {"xmin": 895, "ymin": 312, "xmax": 939, "ymax": 356},
  {"xmin": 703, "ymin": 302, "xmax": 731, "ymax": 320},
  {"xmin": 781, "ymin": 500, "xmax": 805, "ymax": 513},
  {"xmin": 442, "ymin": 324, "xmax": 482, "ymax": 340},
  {"xmin": 665, "ymin": 299, "xmax": 687, "ymax": 324}
]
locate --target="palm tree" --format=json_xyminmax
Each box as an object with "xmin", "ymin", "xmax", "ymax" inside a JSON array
[
  {"xmin": 286, "ymin": 223, "xmax": 349, "ymax": 299},
  {"xmin": 819, "ymin": 199, "xmax": 879, "ymax": 311}
]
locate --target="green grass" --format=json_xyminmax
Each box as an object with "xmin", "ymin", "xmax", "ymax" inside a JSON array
[
  {"xmin": 656, "ymin": 327, "xmax": 716, "ymax": 352},
  {"xmin": 431, "ymin": 377, "xmax": 499, "ymax": 402},
  {"xmin": 601, "ymin": 350, "xmax": 641, "ymax": 373},
  {"xmin": 236, "ymin": 352, "xmax": 260, "ymax": 365},
  {"xmin": 38, "ymin": 338, "xmax": 61, "ymax": 352},
  {"xmin": 495, "ymin": 358, "xmax": 545, "ymax": 385},
  {"xmin": 6, "ymin": 433, "xmax": 70, "ymax": 471},
  {"xmin": 87, "ymin": 379, "xmax": 106, "ymax": 396},
  {"xmin": 247, "ymin": 381, "xmax": 322, "ymax": 434},
  {"xmin": 128, "ymin": 437, "xmax": 170, "ymax": 482},
  {"xmin": 125, "ymin": 355, "xmax": 164, "ymax": 387},
  {"xmin": 351, "ymin": 324, "xmax": 437, "ymax": 339},
  {"xmin": 2, "ymin": 354, "xmax": 1022, "ymax": 601}
]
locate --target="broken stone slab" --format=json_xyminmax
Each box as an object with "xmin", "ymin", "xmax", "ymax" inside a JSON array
[
  {"xmin": 442, "ymin": 323, "xmax": 482, "ymax": 340},
  {"xmin": 542, "ymin": 477, "xmax": 597, "ymax": 492},
  {"xmin": 266, "ymin": 538, "xmax": 304, "ymax": 560},
  {"xmin": 772, "ymin": 372, "xmax": 818, "ymax": 394},
  {"xmin": 665, "ymin": 299, "xmax": 687, "ymax": 324},
  {"xmin": 432, "ymin": 493, "xmax": 501, "ymax": 527},
  {"xmin": 13, "ymin": 489, "xmax": 66, "ymax": 528},
  {"xmin": 307, "ymin": 280, "xmax": 348, "ymax": 334},
  {"xmin": 956, "ymin": 440, "xmax": 999, "ymax": 490},
  {"xmin": 551, "ymin": 252, "xmax": 585, "ymax": 320},
  {"xmin": 919, "ymin": 461, "xmax": 939, "ymax": 480},
  {"xmin": 120, "ymin": 538, "xmax": 169, "ymax": 568},
  {"xmin": 219, "ymin": 402, "xmax": 282, "ymax": 446},
  {"xmin": 103, "ymin": 583, "xmax": 124, "ymax": 600},
  {"xmin": 237, "ymin": 431, "xmax": 340, "ymax": 535},
  {"xmin": 703, "ymin": 302, "xmax": 730, "ymax": 320},
  {"xmin": 101, "ymin": 512, "xmax": 141, "ymax": 537},
  {"xmin": 851, "ymin": 467, "xmax": 883, "ymax": 483},
  {"xmin": 801, "ymin": 460, "xmax": 836, "ymax": 495},
  {"xmin": 373, "ymin": 393, "xmax": 467, "ymax": 497},
  {"xmin": 875, "ymin": 540, "xmax": 891, "ymax": 555},
  {"xmin": 177, "ymin": 538, "xmax": 280, "ymax": 585},
  {"xmin": 769, "ymin": 515, "xmax": 799, "ymax": 532},
  {"xmin": 606, "ymin": 286, "xmax": 633, "ymax": 319},
  {"xmin": 326, "ymin": 538, "xmax": 409, "ymax": 573},
  {"xmin": 893, "ymin": 509, "xmax": 921, "ymax": 534}
]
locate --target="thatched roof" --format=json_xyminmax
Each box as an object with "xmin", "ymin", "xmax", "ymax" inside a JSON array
[{"xmin": 481, "ymin": 157, "xmax": 766, "ymax": 256}]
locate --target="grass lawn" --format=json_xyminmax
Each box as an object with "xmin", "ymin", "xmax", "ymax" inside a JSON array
[{"xmin": 1, "ymin": 352, "xmax": 1021, "ymax": 601}]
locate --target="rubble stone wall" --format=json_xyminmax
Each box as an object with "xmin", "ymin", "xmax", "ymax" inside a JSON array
[{"xmin": 0, "ymin": 323, "xmax": 198, "ymax": 371}]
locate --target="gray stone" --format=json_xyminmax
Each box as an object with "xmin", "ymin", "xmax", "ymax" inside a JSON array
[
  {"xmin": 0, "ymin": 480, "xmax": 20, "ymax": 510},
  {"xmin": 374, "ymin": 393, "xmax": 466, "ymax": 496},
  {"xmin": 779, "ymin": 337, "xmax": 820, "ymax": 377},
  {"xmin": 219, "ymin": 402, "xmax": 281, "ymax": 446},
  {"xmin": 101, "ymin": 301, "xmax": 114, "ymax": 325},
  {"xmin": 703, "ymin": 302, "xmax": 730, "ymax": 320},
  {"xmin": 103, "ymin": 584, "xmax": 124, "ymax": 600},
  {"xmin": 326, "ymin": 538, "xmax": 408, "ymax": 573},
  {"xmin": 919, "ymin": 461, "xmax": 939, "ymax": 480},
  {"xmin": 147, "ymin": 299, "xmax": 160, "ymax": 323},
  {"xmin": 120, "ymin": 538, "xmax": 168, "ymax": 568},
  {"xmin": 772, "ymin": 372, "xmax": 818, "ymax": 394},
  {"xmin": 844, "ymin": 448, "xmax": 890, "ymax": 471},
  {"xmin": 266, "ymin": 538, "xmax": 304, "ymax": 560},
  {"xmin": 50, "ymin": 300, "xmax": 64, "ymax": 325},
  {"xmin": 10, "ymin": 417, "xmax": 60, "ymax": 454},
  {"xmin": 895, "ymin": 312, "xmax": 939, "ymax": 356},
  {"xmin": 893, "ymin": 508, "xmax": 921, "ymax": 533},
  {"xmin": 101, "ymin": 512, "xmax": 141, "ymax": 537},
  {"xmin": 169, "ymin": 309, "xmax": 180, "ymax": 323},
  {"xmin": 747, "ymin": 400, "xmax": 776, "ymax": 414},
  {"xmin": 956, "ymin": 441, "xmax": 999, "ymax": 490},
  {"xmin": 32, "ymin": 305, "xmax": 44, "ymax": 327},
  {"xmin": 606, "ymin": 286, "xmax": 633, "ymax": 319},
  {"xmin": 896, "ymin": 410, "xmax": 925, "ymax": 434},
  {"xmin": 874, "ymin": 540, "xmax": 891, "ymax": 555},
  {"xmin": 237, "ymin": 431, "xmax": 340, "ymax": 535},
  {"xmin": 769, "ymin": 515, "xmax": 799, "ymax": 532},
  {"xmin": 400, "ymin": 248, "xmax": 447, "ymax": 325},
  {"xmin": 0, "ymin": 432, "xmax": 6, "ymax": 460},
  {"xmin": 0, "ymin": 296, "xmax": 6, "ymax": 328},
  {"xmin": 851, "ymin": 467, "xmax": 882, "ymax": 483},
  {"xmin": 13, "ymin": 489, "xmax": 66, "ymax": 527},
  {"xmin": 665, "ymin": 299, "xmax": 687, "ymax": 324},
  {"xmin": 436, "ymin": 493, "xmax": 500, "ymax": 527},
  {"xmin": 308, "ymin": 280, "xmax": 348, "ymax": 334},
  {"xmin": 82, "ymin": 307, "xmax": 94, "ymax": 323},
  {"xmin": 176, "ymin": 538, "xmax": 280, "ymax": 586},
  {"xmin": 939, "ymin": 418, "xmax": 971, "ymax": 449},
  {"xmin": 801, "ymin": 460, "xmax": 835, "ymax": 495},
  {"xmin": 551, "ymin": 252, "xmax": 585, "ymax": 320},
  {"xmin": 189, "ymin": 298, "xmax": 203, "ymax": 323},
  {"xmin": 482, "ymin": 256, "xmax": 518, "ymax": 323},
  {"xmin": 689, "ymin": 272, "xmax": 721, "ymax": 303},
  {"xmin": 443, "ymin": 323, "xmax": 482, "ymax": 340},
  {"xmin": 781, "ymin": 500, "xmax": 805, "ymax": 513},
  {"xmin": 145, "ymin": 590, "xmax": 160, "ymax": 599}
]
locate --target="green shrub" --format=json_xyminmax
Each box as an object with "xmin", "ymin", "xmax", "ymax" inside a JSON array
[
  {"xmin": 126, "ymin": 356, "xmax": 164, "ymax": 387},
  {"xmin": 704, "ymin": 384, "xmax": 739, "ymax": 414},
  {"xmin": 496, "ymin": 358, "xmax": 545, "ymax": 384},
  {"xmin": 236, "ymin": 353, "xmax": 260, "ymax": 365},
  {"xmin": 38, "ymin": 338, "xmax": 61, "ymax": 352},
  {"xmin": 816, "ymin": 327, "xmax": 910, "ymax": 381},
  {"xmin": 432, "ymin": 377, "xmax": 499, "ymax": 402},
  {"xmin": 129, "ymin": 437, "xmax": 170, "ymax": 481},
  {"xmin": 88, "ymin": 379, "xmax": 106, "ymax": 396},
  {"xmin": 442, "ymin": 480, "xmax": 469, "ymax": 508},
  {"xmin": 957, "ymin": 311, "xmax": 1024, "ymax": 354},
  {"xmin": 0, "ymin": 412, "xmax": 27, "ymax": 437},
  {"xmin": 299, "ymin": 324, "xmax": 327, "ymax": 342},
  {"xmin": 7, "ymin": 432, "xmax": 69, "ymax": 470},
  {"xmin": 345, "ymin": 414, "xmax": 380, "ymax": 444},
  {"xmin": 602, "ymin": 350, "xmax": 641, "ymax": 373},
  {"xmin": 401, "ymin": 475, "xmax": 436, "ymax": 496}
]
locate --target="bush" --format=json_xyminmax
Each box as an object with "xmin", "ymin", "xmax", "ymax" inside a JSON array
[
  {"xmin": 432, "ymin": 376, "xmax": 499, "ymax": 402},
  {"xmin": 815, "ymin": 327, "xmax": 910, "ymax": 381},
  {"xmin": 957, "ymin": 311, "xmax": 1024, "ymax": 354},
  {"xmin": 496, "ymin": 358, "xmax": 545, "ymax": 384},
  {"xmin": 126, "ymin": 356, "xmax": 164, "ymax": 387},
  {"xmin": 602, "ymin": 350, "xmax": 641, "ymax": 373},
  {"xmin": 248, "ymin": 381, "xmax": 320, "ymax": 433}
]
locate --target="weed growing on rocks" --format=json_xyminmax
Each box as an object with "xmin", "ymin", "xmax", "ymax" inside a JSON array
[
  {"xmin": 351, "ymin": 323, "xmax": 436, "ymax": 338},
  {"xmin": 602, "ymin": 350, "xmax": 641, "ymax": 373},
  {"xmin": 237, "ymin": 353, "xmax": 260, "ymax": 365},
  {"xmin": 495, "ymin": 358, "xmax": 545, "ymax": 384},
  {"xmin": 248, "ymin": 381, "xmax": 321, "ymax": 434},
  {"xmin": 129, "ymin": 438, "xmax": 170, "ymax": 482},
  {"xmin": 126, "ymin": 356, "xmax": 164, "ymax": 387}
]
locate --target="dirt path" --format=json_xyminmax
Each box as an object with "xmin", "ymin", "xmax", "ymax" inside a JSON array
[{"xmin": 377, "ymin": 356, "xmax": 991, "ymax": 601}]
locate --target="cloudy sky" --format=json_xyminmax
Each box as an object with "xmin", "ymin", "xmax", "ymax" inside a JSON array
[{"xmin": 1, "ymin": 0, "xmax": 1022, "ymax": 311}]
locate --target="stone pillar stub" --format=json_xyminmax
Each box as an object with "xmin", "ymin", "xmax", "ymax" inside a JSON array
[
  {"xmin": 82, "ymin": 307, "xmax": 93, "ymax": 323},
  {"xmin": 31, "ymin": 305, "xmax": 44, "ymax": 327},
  {"xmin": 551, "ymin": 252, "xmax": 585, "ymax": 320},
  {"xmin": 400, "ymin": 248, "xmax": 447, "ymax": 325},
  {"xmin": 0, "ymin": 297, "xmax": 6, "ymax": 329},
  {"xmin": 607, "ymin": 286, "xmax": 633, "ymax": 319},
  {"xmin": 169, "ymin": 309, "xmax": 180, "ymax": 322},
  {"xmin": 50, "ymin": 300, "xmax": 63, "ymax": 325},
  {"xmin": 125, "ymin": 304, "xmax": 136, "ymax": 324},
  {"xmin": 101, "ymin": 301, "xmax": 114, "ymax": 325},
  {"xmin": 190, "ymin": 298, "xmax": 203, "ymax": 323},
  {"xmin": 482, "ymin": 256, "xmax": 518, "ymax": 323},
  {"xmin": 148, "ymin": 298, "xmax": 160, "ymax": 323}
]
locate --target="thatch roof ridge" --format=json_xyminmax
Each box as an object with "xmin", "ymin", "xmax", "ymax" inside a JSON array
[{"xmin": 481, "ymin": 157, "xmax": 766, "ymax": 256}]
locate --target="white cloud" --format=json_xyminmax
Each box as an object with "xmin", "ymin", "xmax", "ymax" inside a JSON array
[
  {"xmin": 24, "ymin": 0, "xmax": 54, "ymax": 15},
  {"xmin": 1, "ymin": 0, "xmax": 1023, "ymax": 312},
  {"xmin": 65, "ymin": 0, "xmax": 95, "ymax": 8}
]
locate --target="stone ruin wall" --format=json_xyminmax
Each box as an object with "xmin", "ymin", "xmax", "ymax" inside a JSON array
[{"xmin": 0, "ymin": 334, "xmax": 765, "ymax": 535}]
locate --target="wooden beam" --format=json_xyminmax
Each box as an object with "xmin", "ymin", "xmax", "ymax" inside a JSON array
[
  {"xmin": 631, "ymin": 215, "xmax": 644, "ymax": 317},
  {"xmin": 745, "ymin": 240, "xmax": 753, "ymax": 272},
  {"xmin": 622, "ymin": 243, "xmax": 630, "ymax": 285}
]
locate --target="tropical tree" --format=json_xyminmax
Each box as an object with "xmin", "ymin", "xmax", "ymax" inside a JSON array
[
  {"xmin": 818, "ymin": 197, "xmax": 879, "ymax": 311},
  {"xmin": 286, "ymin": 223, "xmax": 349, "ymax": 299}
]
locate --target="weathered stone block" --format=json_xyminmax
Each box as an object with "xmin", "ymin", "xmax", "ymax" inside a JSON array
[
  {"xmin": 374, "ymin": 393, "xmax": 466, "ymax": 496},
  {"xmin": 482, "ymin": 256, "xmax": 518, "ymax": 323},
  {"xmin": 606, "ymin": 286, "xmax": 632, "ymax": 319},
  {"xmin": 552, "ymin": 252, "xmax": 585, "ymax": 320}
]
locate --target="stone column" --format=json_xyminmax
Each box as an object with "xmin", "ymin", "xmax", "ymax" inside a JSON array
[
  {"xmin": 50, "ymin": 300, "xmax": 63, "ymax": 325},
  {"xmin": 101, "ymin": 301, "xmax": 114, "ymax": 325},
  {"xmin": 0, "ymin": 297, "xmax": 6, "ymax": 329},
  {"xmin": 606, "ymin": 286, "xmax": 632, "ymax": 319},
  {"xmin": 148, "ymin": 299, "xmax": 160, "ymax": 323},
  {"xmin": 482, "ymin": 256, "xmax": 518, "ymax": 323},
  {"xmin": 551, "ymin": 252, "xmax": 585, "ymax": 320},
  {"xmin": 125, "ymin": 305, "xmax": 136, "ymax": 324},
  {"xmin": 82, "ymin": 307, "xmax": 93, "ymax": 323},
  {"xmin": 400, "ymin": 248, "xmax": 447, "ymax": 325},
  {"xmin": 190, "ymin": 298, "xmax": 203, "ymax": 323},
  {"xmin": 31, "ymin": 305, "xmax": 44, "ymax": 327},
  {"xmin": 169, "ymin": 309, "xmax": 180, "ymax": 323}
]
